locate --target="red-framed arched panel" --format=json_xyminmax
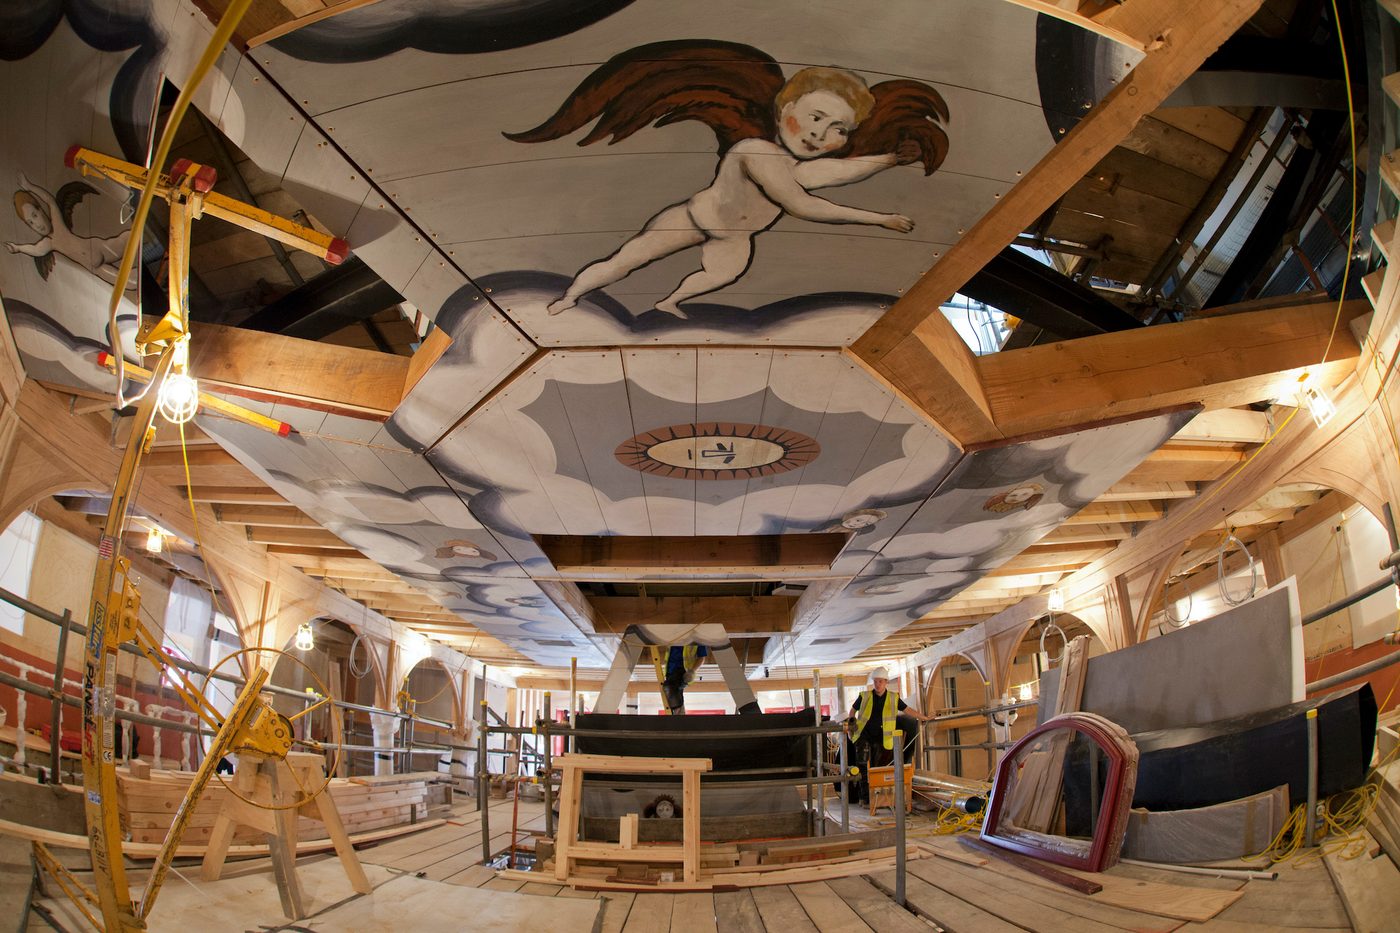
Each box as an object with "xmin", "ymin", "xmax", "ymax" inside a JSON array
[{"xmin": 981, "ymin": 711, "xmax": 1138, "ymax": 873}]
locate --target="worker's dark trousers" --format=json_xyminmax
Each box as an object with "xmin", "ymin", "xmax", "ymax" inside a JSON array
[{"xmin": 851, "ymin": 735, "xmax": 893, "ymax": 804}]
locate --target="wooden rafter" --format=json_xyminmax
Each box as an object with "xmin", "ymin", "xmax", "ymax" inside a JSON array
[{"xmin": 850, "ymin": 0, "xmax": 1267, "ymax": 448}]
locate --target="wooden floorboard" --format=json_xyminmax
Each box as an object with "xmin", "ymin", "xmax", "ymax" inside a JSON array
[
  {"xmin": 823, "ymin": 876, "xmax": 931, "ymax": 933},
  {"xmin": 787, "ymin": 882, "xmax": 876, "ymax": 933},
  {"xmin": 750, "ymin": 884, "xmax": 819, "ymax": 932},
  {"xmin": 713, "ymin": 890, "xmax": 766, "ymax": 933},
  {"xmin": 621, "ymin": 891, "xmax": 675, "ymax": 933},
  {"xmin": 598, "ymin": 891, "xmax": 637, "ymax": 933},
  {"xmin": 274, "ymin": 795, "xmax": 1361, "ymax": 933},
  {"xmin": 669, "ymin": 892, "xmax": 718, "ymax": 933}
]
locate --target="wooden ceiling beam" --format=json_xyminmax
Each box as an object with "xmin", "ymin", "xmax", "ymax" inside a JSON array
[
  {"xmin": 978, "ymin": 300, "xmax": 1363, "ymax": 439},
  {"xmin": 1095, "ymin": 481, "xmax": 1196, "ymax": 502},
  {"xmin": 178, "ymin": 485, "xmax": 288, "ymax": 505},
  {"xmin": 849, "ymin": 0, "xmax": 1267, "ymax": 448},
  {"xmin": 586, "ymin": 595, "xmax": 797, "ymax": 634},
  {"xmin": 538, "ymin": 533, "xmax": 847, "ymax": 576},
  {"xmin": 1061, "ymin": 500, "xmax": 1166, "ymax": 526},
  {"xmin": 247, "ymin": 527, "xmax": 355, "ymax": 549},
  {"xmin": 181, "ymin": 317, "xmax": 411, "ymax": 421},
  {"xmin": 1040, "ymin": 524, "xmax": 1134, "ymax": 544},
  {"xmin": 214, "ymin": 505, "xmax": 320, "ymax": 528}
]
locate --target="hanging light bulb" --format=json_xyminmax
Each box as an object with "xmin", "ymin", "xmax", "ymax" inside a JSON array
[
  {"xmin": 157, "ymin": 338, "xmax": 199, "ymax": 424},
  {"xmin": 1047, "ymin": 588, "xmax": 1065, "ymax": 612},
  {"xmin": 1017, "ymin": 681, "xmax": 1035, "ymax": 703},
  {"xmin": 1297, "ymin": 376, "xmax": 1336, "ymax": 428},
  {"xmin": 145, "ymin": 526, "xmax": 164, "ymax": 554},
  {"xmin": 295, "ymin": 621, "xmax": 315, "ymax": 651}
]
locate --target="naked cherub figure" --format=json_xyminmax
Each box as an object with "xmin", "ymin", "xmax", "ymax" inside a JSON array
[
  {"xmin": 505, "ymin": 40, "xmax": 950, "ymax": 318},
  {"xmin": 4, "ymin": 173, "xmax": 135, "ymax": 289}
]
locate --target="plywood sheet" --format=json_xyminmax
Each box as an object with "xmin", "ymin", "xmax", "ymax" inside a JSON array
[{"xmin": 1039, "ymin": 581, "xmax": 1303, "ymax": 733}]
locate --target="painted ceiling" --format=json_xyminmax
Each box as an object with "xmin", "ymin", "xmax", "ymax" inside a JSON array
[{"xmin": 0, "ymin": 0, "xmax": 1191, "ymax": 669}]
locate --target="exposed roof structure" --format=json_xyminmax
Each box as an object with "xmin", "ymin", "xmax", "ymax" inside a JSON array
[{"xmin": 0, "ymin": 0, "xmax": 1380, "ymax": 679}]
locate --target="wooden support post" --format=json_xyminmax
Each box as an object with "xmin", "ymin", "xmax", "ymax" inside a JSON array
[
  {"xmin": 682, "ymin": 767, "xmax": 701, "ymax": 883},
  {"xmin": 551, "ymin": 754, "xmax": 710, "ymax": 884},
  {"xmin": 618, "ymin": 812, "xmax": 638, "ymax": 850},
  {"xmin": 570, "ymin": 658, "xmax": 578, "ymax": 722},
  {"xmin": 201, "ymin": 752, "xmax": 309, "ymax": 920},
  {"xmin": 554, "ymin": 763, "xmax": 584, "ymax": 881}
]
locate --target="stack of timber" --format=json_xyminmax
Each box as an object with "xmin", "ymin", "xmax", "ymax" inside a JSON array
[
  {"xmin": 1367, "ymin": 759, "xmax": 1400, "ymax": 869},
  {"xmin": 515, "ymin": 828, "xmax": 926, "ymax": 892},
  {"xmin": 117, "ymin": 763, "xmax": 432, "ymax": 844}
]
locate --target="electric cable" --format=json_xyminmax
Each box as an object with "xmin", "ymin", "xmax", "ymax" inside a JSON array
[
  {"xmin": 102, "ymin": 0, "xmax": 255, "ymax": 410},
  {"xmin": 1216, "ymin": 532, "xmax": 1258, "ymax": 607}
]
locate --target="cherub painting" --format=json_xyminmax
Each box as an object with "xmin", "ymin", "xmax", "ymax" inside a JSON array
[
  {"xmin": 983, "ymin": 483, "xmax": 1043, "ymax": 514},
  {"xmin": 4, "ymin": 174, "xmax": 134, "ymax": 289},
  {"xmin": 505, "ymin": 40, "xmax": 950, "ymax": 318},
  {"xmin": 435, "ymin": 539, "xmax": 498, "ymax": 561}
]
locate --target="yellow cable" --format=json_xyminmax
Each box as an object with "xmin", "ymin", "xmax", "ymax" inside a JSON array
[
  {"xmin": 103, "ymin": 0, "xmax": 254, "ymax": 407},
  {"xmin": 1319, "ymin": 0, "xmax": 1358, "ymax": 370}
]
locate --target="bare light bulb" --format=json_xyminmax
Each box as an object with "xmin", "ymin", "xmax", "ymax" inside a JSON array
[
  {"xmin": 158, "ymin": 372, "xmax": 199, "ymax": 424},
  {"xmin": 1047, "ymin": 588, "xmax": 1065, "ymax": 612},
  {"xmin": 145, "ymin": 526, "xmax": 163, "ymax": 554},
  {"xmin": 1298, "ymin": 381, "xmax": 1336, "ymax": 428},
  {"xmin": 1017, "ymin": 682, "xmax": 1035, "ymax": 702},
  {"xmin": 295, "ymin": 622, "xmax": 315, "ymax": 652}
]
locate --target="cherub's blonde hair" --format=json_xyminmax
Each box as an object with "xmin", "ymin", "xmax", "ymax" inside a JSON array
[
  {"xmin": 13, "ymin": 190, "xmax": 44, "ymax": 219},
  {"xmin": 775, "ymin": 67, "xmax": 874, "ymax": 124}
]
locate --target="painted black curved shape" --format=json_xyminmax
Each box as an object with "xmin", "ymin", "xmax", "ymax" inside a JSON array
[
  {"xmin": 270, "ymin": 0, "xmax": 639, "ymax": 63},
  {"xmin": 0, "ymin": 0, "xmax": 162, "ymax": 162},
  {"xmin": 1035, "ymin": 13, "xmax": 1109, "ymax": 141}
]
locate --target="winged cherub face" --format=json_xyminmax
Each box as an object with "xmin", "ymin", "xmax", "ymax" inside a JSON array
[
  {"xmin": 778, "ymin": 90, "xmax": 858, "ymax": 160},
  {"xmin": 18, "ymin": 200, "xmax": 51, "ymax": 236}
]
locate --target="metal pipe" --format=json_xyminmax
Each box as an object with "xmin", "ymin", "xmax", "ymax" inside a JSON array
[
  {"xmin": 550, "ymin": 723, "xmax": 846, "ymax": 740},
  {"xmin": 579, "ymin": 773, "xmax": 856, "ymax": 791},
  {"xmin": 542, "ymin": 692, "xmax": 554, "ymax": 839},
  {"xmin": 48, "ymin": 609, "xmax": 72, "ymax": 783},
  {"xmin": 928, "ymin": 698, "xmax": 1039, "ymax": 722},
  {"xmin": 479, "ymin": 700, "xmax": 491, "ymax": 862},
  {"xmin": 813, "ymin": 670, "xmax": 824, "ymax": 837},
  {"xmin": 839, "ymin": 734, "xmax": 849, "ymax": 833},
  {"xmin": 803, "ymin": 686, "xmax": 814, "ymax": 832},
  {"xmin": 0, "ymin": 585, "xmax": 453, "ymax": 729},
  {"xmin": 1304, "ymin": 708, "xmax": 1319, "ymax": 848},
  {"xmin": 924, "ymin": 741, "xmax": 1016, "ymax": 751},
  {"xmin": 1302, "ymin": 575, "xmax": 1393, "ymax": 627},
  {"xmin": 894, "ymin": 729, "xmax": 906, "ymax": 908}
]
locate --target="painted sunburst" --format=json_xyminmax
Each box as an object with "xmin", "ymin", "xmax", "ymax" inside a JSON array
[{"xmin": 615, "ymin": 422, "xmax": 820, "ymax": 480}]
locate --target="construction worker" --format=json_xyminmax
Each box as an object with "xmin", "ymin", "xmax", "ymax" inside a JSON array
[
  {"xmin": 845, "ymin": 666, "xmax": 931, "ymax": 805},
  {"xmin": 655, "ymin": 643, "xmax": 707, "ymax": 714}
]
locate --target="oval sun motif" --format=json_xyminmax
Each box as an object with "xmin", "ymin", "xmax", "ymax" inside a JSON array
[{"xmin": 615, "ymin": 422, "xmax": 820, "ymax": 480}]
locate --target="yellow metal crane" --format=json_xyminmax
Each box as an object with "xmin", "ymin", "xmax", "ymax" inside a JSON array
[{"xmin": 62, "ymin": 142, "xmax": 348, "ymax": 931}]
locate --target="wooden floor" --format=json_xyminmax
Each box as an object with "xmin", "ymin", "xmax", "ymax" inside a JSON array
[
  {"xmin": 18, "ymin": 792, "xmax": 1371, "ymax": 932},
  {"xmin": 348, "ymin": 795, "xmax": 1360, "ymax": 933}
]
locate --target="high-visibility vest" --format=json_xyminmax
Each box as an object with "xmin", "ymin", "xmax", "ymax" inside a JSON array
[
  {"xmin": 651, "ymin": 644, "xmax": 702, "ymax": 684},
  {"xmin": 853, "ymin": 688, "xmax": 898, "ymax": 750}
]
